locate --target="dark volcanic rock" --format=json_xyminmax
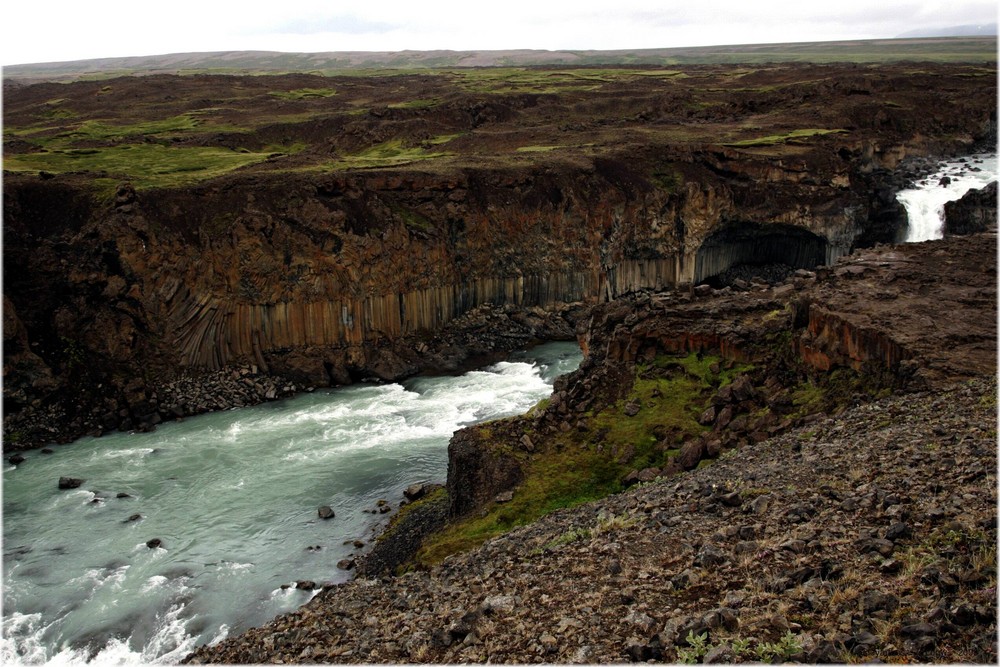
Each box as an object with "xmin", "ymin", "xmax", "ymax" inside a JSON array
[
  {"xmin": 447, "ymin": 428, "xmax": 524, "ymax": 517},
  {"xmin": 403, "ymin": 483, "xmax": 427, "ymax": 501},
  {"xmin": 58, "ymin": 476, "xmax": 84, "ymax": 489},
  {"xmin": 360, "ymin": 484, "xmax": 448, "ymax": 577},
  {"xmin": 944, "ymin": 181, "xmax": 997, "ymax": 235}
]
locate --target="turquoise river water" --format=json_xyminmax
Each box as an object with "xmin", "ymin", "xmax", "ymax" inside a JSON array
[{"xmin": 2, "ymin": 342, "xmax": 582, "ymax": 664}]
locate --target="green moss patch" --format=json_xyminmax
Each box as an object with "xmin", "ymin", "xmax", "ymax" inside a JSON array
[
  {"xmin": 268, "ymin": 88, "xmax": 337, "ymax": 100},
  {"xmin": 326, "ymin": 139, "xmax": 452, "ymax": 170},
  {"xmin": 724, "ymin": 128, "xmax": 847, "ymax": 147},
  {"xmin": 414, "ymin": 352, "xmax": 751, "ymax": 567},
  {"xmin": 3, "ymin": 143, "xmax": 295, "ymax": 189}
]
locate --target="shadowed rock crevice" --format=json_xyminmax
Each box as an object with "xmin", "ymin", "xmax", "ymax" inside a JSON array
[{"xmin": 694, "ymin": 223, "xmax": 828, "ymax": 285}]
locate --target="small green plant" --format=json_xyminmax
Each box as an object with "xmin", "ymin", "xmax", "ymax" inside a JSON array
[
  {"xmin": 754, "ymin": 631, "xmax": 803, "ymax": 663},
  {"xmin": 731, "ymin": 637, "xmax": 752, "ymax": 657},
  {"xmin": 541, "ymin": 527, "xmax": 591, "ymax": 551},
  {"xmin": 677, "ymin": 631, "xmax": 710, "ymax": 664},
  {"xmin": 593, "ymin": 512, "xmax": 637, "ymax": 535}
]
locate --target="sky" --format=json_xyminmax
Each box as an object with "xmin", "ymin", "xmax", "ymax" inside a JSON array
[{"xmin": 1, "ymin": 0, "xmax": 997, "ymax": 66}]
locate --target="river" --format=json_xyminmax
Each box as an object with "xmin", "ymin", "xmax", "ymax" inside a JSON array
[
  {"xmin": 2, "ymin": 341, "xmax": 582, "ymax": 664},
  {"xmin": 896, "ymin": 152, "xmax": 997, "ymax": 242}
]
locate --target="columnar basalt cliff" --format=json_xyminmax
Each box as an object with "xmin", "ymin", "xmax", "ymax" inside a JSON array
[
  {"xmin": 440, "ymin": 232, "xmax": 996, "ymax": 525},
  {"xmin": 185, "ymin": 232, "xmax": 997, "ymax": 666},
  {"xmin": 2, "ymin": 63, "xmax": 995, "ymax": 448}
]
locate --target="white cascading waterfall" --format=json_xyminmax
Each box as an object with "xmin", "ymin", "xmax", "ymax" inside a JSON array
[{"xmin": 896, "ymin": 153, "xmax": 998, "ymax": 242}]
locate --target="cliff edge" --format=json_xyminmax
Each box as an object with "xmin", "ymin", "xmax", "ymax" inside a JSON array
[
  {"xmin": 3, "ymin": 63, "xmax": 995, "ymax": 449},
  {"xmin": 186, "ymin": 232, "xmax": 996, "ymax": 664}
]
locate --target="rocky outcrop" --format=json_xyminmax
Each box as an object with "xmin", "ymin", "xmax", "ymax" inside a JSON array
[
  {"xmin": 447, "ymin": 427, "xmax": 525, "ymax": 518},
  {"xmin": 445, "ymin": 232, "xmax": 996, "ymax": 520},
  {"xmin": 944, "ymin": 181, "xmax": 998, "ymax": 235},
  {"xmin": 3, "ymin": 64, "xmax": 995, "ymax": 450}
]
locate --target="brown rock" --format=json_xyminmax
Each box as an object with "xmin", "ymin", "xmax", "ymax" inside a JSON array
[{"xmin": 676, "ymin": 439, "xmax": 706, "ymax": 471}]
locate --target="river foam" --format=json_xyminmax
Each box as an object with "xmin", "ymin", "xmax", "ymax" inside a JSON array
[{"xmin": 2, "ymin": 342, "xmax": 581, "ymax": 664}]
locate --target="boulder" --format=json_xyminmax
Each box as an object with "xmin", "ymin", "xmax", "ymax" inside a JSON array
[
  {"xmin": 9, "ymin": 454, "xmax": 25, "ymax": 465},
  {"xmin": 698, "ymin": 406, "xmax": 717, "ymax": 426},
  {"xmin": 403, "ymin": 483, "xmax": 427, "ymax": 501},
  {"xmin": 318, "ymin": 505, "xmax": 335, "ymax": 520},
  {"xmin": 676, "ymin": 439, "xmax": 706, "ymax": 471},
  {"xmin": 714, "ymin": 405, "xmax": 733, "ymax": 430},
  {"xmin": 730, "ymin": 375, "xmax": 756, "ymax": 402},
  {"xmin": 146, "ymin": 538, "xmax": 162, "ymax": 549},
  {"xmin": 494, "ymin": 490, "xmax": 514, "ymax": 503},
  {"xmin": 58, "ymin": 476, "xmax": 85, "ymax": 489}
]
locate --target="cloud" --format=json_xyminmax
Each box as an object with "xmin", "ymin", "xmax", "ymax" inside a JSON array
[
  {"xmin": 2, "ymin": 0, "xmax": 998, "ymax": 65},
  {"xmin": 261, "ymin": 14, "xmax": 401, "ymax": 36}
]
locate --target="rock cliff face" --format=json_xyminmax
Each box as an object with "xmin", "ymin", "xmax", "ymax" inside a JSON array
[
  {"xmin": 2, "ymin": 64, "xmax": 995, "ymax": 448},
  {"xmin": 443, "ymin": 232, "xmax": 996, "ymax": 522}
]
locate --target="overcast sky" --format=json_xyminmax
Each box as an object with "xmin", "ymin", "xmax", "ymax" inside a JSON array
[{"xmin": 2, "ymin": 0, "xmax": 997, "ymax": 66}]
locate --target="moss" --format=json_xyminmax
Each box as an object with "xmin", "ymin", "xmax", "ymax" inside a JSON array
[
  {"xmin": 376, "ymin": 486, "xmax": 447, "ymax": 544},
  {"xmin": 413, "ymin": 352, "xmax": 750, "ymax": 567},
  {"xmin": 515, "ymin": 145, "xmax": 563, "ymax": 153},
  {"xmin": 4, "ymin": 141, "xmax": 302, "ymax": 189},
  {"xmin": 651, "ymin": 168, "xmax": 683, "ymax": 192},
  {"xmin": 387, "ymin": 98, "xmax": 439, "ymax": 109},
  {"xmin": 724, "ymin": 128, "xmax": 847, "ymax": 147},
  {"xmin": 268, "ymin": 88, "xmax": 337, "ymax": 100},
  {"xmin": 324, "ymin": 139, "xmax": 452, "ymax": 170},
  {"xmin": 388, "ymin": 202, "xmax": 435, "ymax": 233}
]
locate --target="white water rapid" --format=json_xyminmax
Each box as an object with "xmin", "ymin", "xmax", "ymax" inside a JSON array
[
  {"xmin": 2, "ymin": 342, "xmax": 582, "ymax": 665},
  {"xmin": 896, "ymin": 153, "xmax": 997, "ymax": 242}
]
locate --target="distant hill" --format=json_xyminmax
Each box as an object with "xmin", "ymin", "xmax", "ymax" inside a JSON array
[
  {"xmin": 3, "ymin": 36, "xmax": 996, "ymax": 83},
  {"xmin": 897, "ymin": 23, "xmax": 997, "ymax": 38}
]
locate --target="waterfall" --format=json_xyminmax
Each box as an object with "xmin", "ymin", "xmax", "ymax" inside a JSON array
[{"xmin": 896, "ymin": 153, "xmax": 998, "ymax": 242}]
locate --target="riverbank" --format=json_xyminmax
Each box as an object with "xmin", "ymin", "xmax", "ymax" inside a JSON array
[
  {"xmin": 186, "ymin": 373, "xmax": 997, "ymax": 664},
  {"xmin": 1, "ymin": 342, "xmax": 583, "ymax": 663},
  {"xmin": 3, "ymin": 301, "xmax": 584, "ymax": 453},
  {"xmin": 186, "ymin": 229, "xmax": 997, "ymax": 664}
]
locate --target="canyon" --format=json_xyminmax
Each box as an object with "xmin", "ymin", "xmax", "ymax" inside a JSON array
[
  {"xmin": 187, "ymin": 231, "xmax": 997, "ymax": 664},
  {"xmin": 3, "ymin": 62, "xmax": 995, "ymax": 448},
  {"xmin": 3, "ymin": 54, "xmax": 998, "ymax": 665}
]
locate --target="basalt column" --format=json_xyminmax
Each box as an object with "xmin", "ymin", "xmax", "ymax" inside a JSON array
[{"xmin": 693, "ymin": 222, "xmax": 828, "ymax": 285}]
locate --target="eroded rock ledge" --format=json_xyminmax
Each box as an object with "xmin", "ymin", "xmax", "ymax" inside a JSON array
[{"xmin": 186, "ymin": 232, "xmax": 995, "ymax": 664}]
